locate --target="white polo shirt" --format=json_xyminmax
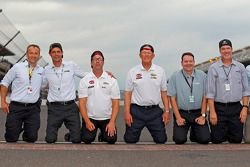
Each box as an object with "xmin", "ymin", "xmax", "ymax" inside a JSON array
[
  {"xmin": 125, "ymin": 64, "xmax": 167, "ymax": 106},
  {"xmin": 78, "ymin": 71, "xmax": 120, "ymax": 120},
  {"xmin": 43, "ymin": 61, "xmax": 87, "ymax": 102},
  {"xmin": 1, "ymin": 61, "xmax": 43, "ymax": 103}
]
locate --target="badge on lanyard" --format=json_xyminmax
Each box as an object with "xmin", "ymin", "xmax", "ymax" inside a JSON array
[
  {"xmin": 189, "ymin": 95, "xmax": 195, "ymax": 103},
  {"xmin": 225, "ymin": 83, "xmax": 230, "ymax": 91},
  {"xmin": 27, "ymin": 85, "xmax": 33, "ymax": 94}
]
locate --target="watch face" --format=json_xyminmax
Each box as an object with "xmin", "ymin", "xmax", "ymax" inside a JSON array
[{"xmin": 202, "ymin": 113, "xmax": 206, "ymax": 118}]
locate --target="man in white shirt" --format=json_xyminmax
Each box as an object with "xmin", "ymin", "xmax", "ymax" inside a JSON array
[
  {"xmin": 124, "ymin": 44, "xmax": 170, "ymax": 144},
  {"xmin": 1, "ymin": 44, "xmax": 43, "ymax": 142},
  {"xmin": 43, "ymin": 43, "xmax": 86, "ymax": 143},
  {"xmin": 78, "ymin": 51, "xmax": 120, "ymax": 144}
]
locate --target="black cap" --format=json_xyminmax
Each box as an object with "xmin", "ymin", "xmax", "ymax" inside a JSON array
[
  {"xmin": 140, "ymin": 44, "xmax": 154, "ymax": 53},
  {"xmin": 49, "ymin": 43, "xmax": 63, "ymax": 52},
  {"xmin": 219, "ymin": 39, "xmax": 232, "ymax": 48}
]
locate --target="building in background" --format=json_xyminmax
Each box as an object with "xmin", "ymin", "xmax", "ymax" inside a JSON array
[{"xmin": 0, "ymin": 9, "xmax": 48, "ymax": 80}]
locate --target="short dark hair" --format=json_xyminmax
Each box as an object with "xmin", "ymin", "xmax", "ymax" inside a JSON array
[
  {"xmin": 49, "ymin": 43, "xmax": 63, "ymax": 53},
  {"xmin": 140, "ymin": 44, "xmax": 154, "ymax": 53},
  {"xmin": 91, "ymin": 50, "xmax": 104, "ymax": 61},
  {"xmin": 181, "ymin": 52, "xmax": 194, "ymax": 61},
  {"xmin": 26, "ymin": 44, "xmax": 40, "ymax": 53}
]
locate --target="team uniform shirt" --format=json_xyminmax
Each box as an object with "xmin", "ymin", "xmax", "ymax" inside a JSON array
[
  {"xmin": 167, "ymin": 69, "xmax": 206, "ymax": 110},
  {"xmin": 78, "ymin": 71, "xmax": 120, "ymax": 120},
  {"xmin": 125, "ymin": 64, "xmax": 167, "ymax": 106},
  {"xmin": 43, "ymin": 61, "xmax": 87, "ymax": 102},
  {"xmin": 1, "ymin": 61, "xmax": 43, "ymax": 103},
  {"xmin": 207, "ymin": 59, "xmax": 250, "ymax": 103}
]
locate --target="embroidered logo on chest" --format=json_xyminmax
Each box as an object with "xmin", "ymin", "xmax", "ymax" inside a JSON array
[
  {"xmin": 136, "ymin": 73, "xmax": 142, "ymax": 79},
  {"xmin": 150, "ymin": 73, "xmax": 157, "ymax": 79}
]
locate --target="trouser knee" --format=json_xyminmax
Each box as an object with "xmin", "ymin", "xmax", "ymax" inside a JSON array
[
  {"xmin": 124, "ymin": 133, "xmax": 140, "ymax": 143},
  {"xmin": 173, "ymin": 136, "xmax": 187, "ymax": 144},
  {"xmin": 104, "ymin": 136, "xmax": 117, "ymax": 144},
  {"xmin": 81, "ymin": 135, "xmax": 95, "ymax": 144},
  {"xmin": 153, "ymin": 136, "xmax": 167, "ymax": 144},
  {"xmin": 228, "ymin": 137, "xmax": 242, "ymax": 143},
  {"xmin": 5, "ymin": 136, "xmax": 19, "ymax": 143},
  {"xmin": 45, "ymin": 136, "xmax": 57, "ymax": 143},
  {"xmin": 23, "ymin": 134, "xmax": 38, "ymax": 143}
]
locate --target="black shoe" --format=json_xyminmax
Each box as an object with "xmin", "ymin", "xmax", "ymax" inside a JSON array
[
  {"xmin": 64, "ymin": 133, "xmax": 70, "ymax": 142},
  {"xmin": 98, "ymin": 132, "xmax": 104, "ymax": 142}
]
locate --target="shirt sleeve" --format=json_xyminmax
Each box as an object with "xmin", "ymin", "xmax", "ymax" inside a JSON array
[
  {"xmin": 203, "ymin": 72, "xmax": 207, "ymax": 95},
  {"xmin": 0, "ymin": 65, "xmax": 16, "ymax": 88},
  {"xmin": 206, "ymin": 66, "xmax": 217, "ymax": 99},
  {"xmin": 125, "ymin": 70, "xmax": 133, "ymax": 91},
  {"xmin": 78, "ymin": 78, "xmax": 88, "ymax": 98},
  {"xmin": 111, "ymin": 79, "xmax": 120, "ymax": 99},
  {"xmin": 241, "ymin": 66, "xmax": 250, "ymax": 96},
  {"xmin": 167, "ymin": 73, "xmax": 176, "ymax": 97},
  {"xmin": 72, "ymin": 61, "xmax": 87, "ymax": 78},
  {"xmin": 160, "ymin": 69, "xmax": 167, "ymax": 91},
  {"xmin": 247, "ymin": 65, "xmax": 250, "ymax": 87}
]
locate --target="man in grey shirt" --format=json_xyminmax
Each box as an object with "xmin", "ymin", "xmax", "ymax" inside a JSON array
[
  {"xmin": 207, "ymin": 39, "xmax": 250, "ymax": 144},
  {"xmin": 168, "ymin": 52, "xmax": 210, "ymax": 144}
]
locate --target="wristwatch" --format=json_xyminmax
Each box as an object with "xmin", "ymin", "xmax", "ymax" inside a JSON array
[
  {"xmin": 242, "ymin": 105, "xmax": 249, "ymax": 109},
  {"xmin": 201, "ymin": 113, "xmax": 207, "ymax": 118}
]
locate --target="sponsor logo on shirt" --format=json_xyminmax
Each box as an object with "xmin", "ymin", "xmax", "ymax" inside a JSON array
[
  {"xmin": 136, "ymin": 73, "xmax": 142, "ymax": 79},
  {"xmin": 89, "ymin": 80, "xmax": 94, "ymax": 84},
  {"xmin": 88, "ymin": 85, "xmax": 94, "ymax": 89},
  {"xmin": 150, "ymin": 73, "xmax": 157, "ymax": 79}
]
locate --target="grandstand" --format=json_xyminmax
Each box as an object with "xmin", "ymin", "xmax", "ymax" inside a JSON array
[
  {"xmin": 0, "ymin": 9, "xmax": 47, "ymax": 80},
  {"xmin": 195, "ymin": 45, "xmax": 250, "ymax": 72}
]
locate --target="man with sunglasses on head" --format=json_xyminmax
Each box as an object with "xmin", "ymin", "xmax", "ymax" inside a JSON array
[
  {"xmin": 43, "ymin": 43, "xmax": 87, "ymax": 143},
  {"xmin": 1, "ymin": 44, "xmax": 43, "ymax": 142},
  {"xmin": 124, "ymin": 44, "xmax": 170, "ymax": 144}
]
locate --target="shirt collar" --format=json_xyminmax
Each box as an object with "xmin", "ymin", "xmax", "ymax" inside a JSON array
[
  {"xmin": 182, "ymin": 69, "xmax": 195, "ymax": 78},
  {"xmin": 140, "ymin": 63, "xmax": 155, "ymax": 71},
  {"xmin": 51, "ymin": 61, "xmax": 65, "ymax": 69},
  {"xmin": 25, "ymin": 61, "xmax": 40, "ymax": 70},
  {"xmin": 90, "ymin": 70, "xmax": 107, "ymax": 79},
  {"xmin": 218, "ymin": 59, "xmax": 236, "ymax": 67}
]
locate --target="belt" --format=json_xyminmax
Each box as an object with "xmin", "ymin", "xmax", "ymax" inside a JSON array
[
  {"xmin": 131, "ymin": 103, "xmax": 159, "ymax": 109},
  {"xmin": 11, "ymin": 101, "xmax": 38, "ymax": 107},
  {"xmin": 49, "ymin": 100, "xmax": 75, "ymax": 105},
  {"xmin": 214, "ymin": 101, "xmax": 240, "ymax": 106}
]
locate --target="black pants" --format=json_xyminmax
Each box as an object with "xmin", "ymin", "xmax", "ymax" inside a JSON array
[
  {"xmin": 124, "ymin": 104, "xmax": 167, "ymax": 144},
  {"xmin": 5, "ymin": 102, "xmax": 41, "ymax": 142},
  {"xmin": 210, "ymin": 102, "xmax": 243, "ymax": 144},
  {"xmin": 81, "ymin": 118, "xmax": 117, "ymax": 144},
  {"xmin": 173, "ymin": 109, "xmax": 210, "ymax": 144},
  {"xmin": 45, "ymin": 102, "xmax": 81, "ymax": 143}
]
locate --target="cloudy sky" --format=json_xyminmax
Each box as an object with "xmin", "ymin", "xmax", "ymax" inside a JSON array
[{"xmin": 2, "ymin": 0, "xmax": 250, "ymax": 89}]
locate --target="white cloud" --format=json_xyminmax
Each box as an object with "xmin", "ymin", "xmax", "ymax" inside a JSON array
[{"xmin": 1, "ymin": 0, "xmax": 250, "ymax": 88}]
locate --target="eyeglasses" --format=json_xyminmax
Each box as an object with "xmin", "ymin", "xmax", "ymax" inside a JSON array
[{"xmin": 92, "ymin": 58, "xmax": 104, "ymax": 62}]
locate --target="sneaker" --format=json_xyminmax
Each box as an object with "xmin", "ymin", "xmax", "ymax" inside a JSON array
[{"xmin": 64, "ymin": 133, "xmax": 70, "ymax": 142}]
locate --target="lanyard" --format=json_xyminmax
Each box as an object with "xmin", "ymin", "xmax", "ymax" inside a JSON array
[
  {"xmin": 181, "ymin": 70, "xmax": 194, "ymax": 95},
  {"xmin": 53, "ymin": 64, "xmax": 64, "ymax": 91},
  {"xmin": 222, "ymin": 65, "xmax": 232, "ymax": 81},
  {"xmin": 27, "ymin": 64, "xmax": 35, "ymax": 85}
]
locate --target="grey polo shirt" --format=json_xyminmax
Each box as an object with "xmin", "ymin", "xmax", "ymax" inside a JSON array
[
  {"xmin": 206, "ymin": 60, "xmax": 250, "ymax": 103},
  {"xmin": 167, "ymin": 69, "xmax": 206, "ymax": 110}
]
